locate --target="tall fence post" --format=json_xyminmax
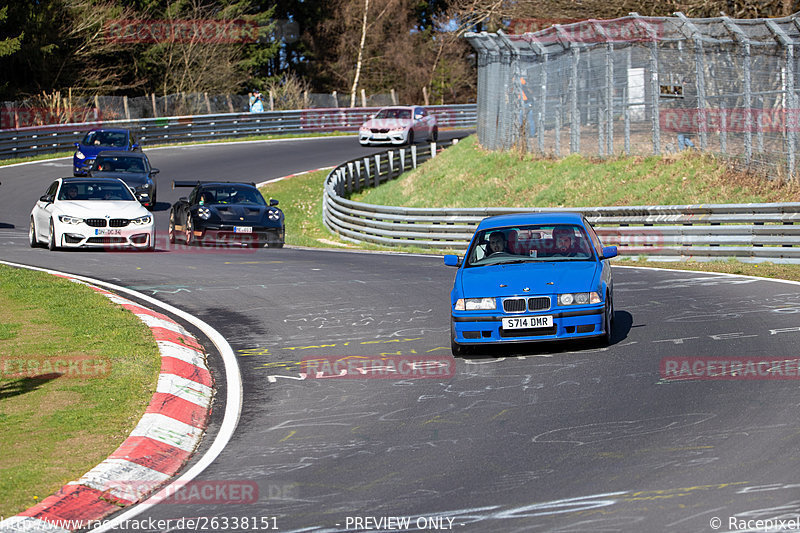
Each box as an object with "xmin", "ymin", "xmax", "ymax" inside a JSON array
[{"xmin": 570, "ymin": 44, "xmax": 580, "ymax": 154}]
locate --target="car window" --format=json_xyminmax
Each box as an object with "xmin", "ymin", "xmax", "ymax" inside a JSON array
[
  {"xmin": 46, "ymin": 181, "xmax": 59, "ymax": 198},
  {"xmin": 58, "ymin": 181, "xmax": 135, "ymax": 201},
  {"xmin": 94, "ymin": 156, "xmax": 146, "ymax": 173},
  {"xmin": 465, "ymin": 224, "xmax": 594, "ymax": 267},
  {"xmin": 203, "ymin": 186, "xmax": 266, "ymax": 205},
  {"xmin": 584, "ymin": 220, "xmax": 605, "ymax": 256}
]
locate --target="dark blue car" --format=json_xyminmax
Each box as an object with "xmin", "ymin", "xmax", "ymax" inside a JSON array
[
  {"xmin": 73, "ymin": 129, "xmax": 140, "ymax": 176},
  {"xmin": 444, "ymin": 212, "xmax": 617, "ymax": 356}
]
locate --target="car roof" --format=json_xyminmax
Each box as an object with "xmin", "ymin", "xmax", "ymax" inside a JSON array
[
  {"xmin": 199, "ymin": 181, "xmax": 257, "ymax": 188},
  {"xmin": 60, "ymin": 177, "xmax": 126, "ymax": 184},
  {"xmin": 95, "ymin": 150, "xmax": 146, "ymax": 158},
  {"xmin": 476, "ymin": 212, "xmax": 586, "ymax": 230},
  {"xmin": 85, "ymin": 128, "xmax": 130, "ymax": 134}
]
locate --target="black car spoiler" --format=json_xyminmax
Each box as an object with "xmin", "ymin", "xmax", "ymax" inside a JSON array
[{"xmin": 173, "ymin": 180, "xmax": 257, "ymax": 188}]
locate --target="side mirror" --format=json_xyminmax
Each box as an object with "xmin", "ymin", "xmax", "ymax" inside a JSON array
[
  {"xmin": 601, "ymin": 246, "xmax": 618, "ymax": 260},
  {"xmin": 269, "ymin": 199, "xmax": 279, "ymax": 207},
  {"xmin": 444, "ymin": 254, "xmax": 461, "ymax": 267},
  {"xmin": 40, "ymin": 195, "xmax": 53, "ymax": 203},
  {"xmin": 132, "ymin": 143, "xmax": 140, "ymax": 150},
  {"xmin": 415, "ymin": 114, "xmax": 423, "ymax": 120},
  {"xmin": 74, "ymin": 142, "xmax": 80, "ymax": 149},
  {"xmin": 150, "ymin": 168, "xmax": 160, "ymax": 175},
  {"xmin": 179, "ymin": 196, "xmax": 188, "ymax": 202}
]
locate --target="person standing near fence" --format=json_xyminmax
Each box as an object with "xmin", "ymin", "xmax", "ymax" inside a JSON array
[
  {"xmin": 249, "ymin": 90, "xmax": 264, "ymax": 113},
  {"xmin": 518, "ymin": 74, "xmax": 536, "ymax": 138}
]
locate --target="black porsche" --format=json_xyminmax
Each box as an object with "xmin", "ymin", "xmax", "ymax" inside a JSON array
[{"xmin": 168, "ymin": 181, "xmax": 285, "ymax": 248}]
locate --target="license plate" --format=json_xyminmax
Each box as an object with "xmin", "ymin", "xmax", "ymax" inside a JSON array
[
  {"xmin": 234, "ymin": 226, "xmax": 253, "ymax": 233},
  {"xmin": 502, "ymin": 316, "xmax": 553, "ymax": 330},
  {"xmin": 95, "ymin": 228, "xmax": 122, "ymax": 236}
]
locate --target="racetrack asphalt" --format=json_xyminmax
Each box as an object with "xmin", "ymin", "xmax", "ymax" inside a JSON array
[{"xmin": 2, "ymin": 133, "xmax": 800, "ymax": 532}]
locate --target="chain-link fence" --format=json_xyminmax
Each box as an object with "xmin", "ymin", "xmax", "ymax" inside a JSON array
[
  {"xmin": 0, "ymin": 91, "xmax": 409, "ymax": 129},
  {"xmin": 466, "ymin": 12, "xmax": 800, "ymax": 179}
]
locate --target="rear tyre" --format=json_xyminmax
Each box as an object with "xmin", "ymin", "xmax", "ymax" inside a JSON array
[{"xmin": 168, "ymin": 213, "xmax": 176, "ymax": 244}]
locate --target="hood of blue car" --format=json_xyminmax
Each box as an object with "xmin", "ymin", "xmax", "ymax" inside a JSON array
[{"xmin": 456, "ymin": 261, "xmax": 599, "ymax": 298}]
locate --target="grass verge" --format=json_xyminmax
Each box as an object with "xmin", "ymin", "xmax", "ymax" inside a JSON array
[
  {"xmin": 0, "ymin": 265, "xmax": 160, "ymax": 517},
  {"xmin": 259, "ymin": 134, "xmax": 800, "ymax": 283}
]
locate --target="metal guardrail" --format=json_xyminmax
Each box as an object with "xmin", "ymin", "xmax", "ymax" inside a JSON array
[
  {"xmin": 0, "ymin": 105, "xmax": 477, "ymax": 160},
  {"xmin": 323, "ymin": 140, "xmax": 800, "ymax": 263}
]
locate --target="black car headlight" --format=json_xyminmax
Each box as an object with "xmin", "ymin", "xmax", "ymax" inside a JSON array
[
  {"xmin": 558, "ymin": 292, "xmax": 601, "ymax": 306},
  {"xmin": 267, "ymin": 209, "xmax": 281, "ymax": 221},
  {"xmin": 197, "ymin": 207, "xmax": 211, "ymax": 220}
]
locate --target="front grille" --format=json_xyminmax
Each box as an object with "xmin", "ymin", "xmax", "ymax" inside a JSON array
[
  {"xmin": 85, "ymin": 218, "xmax": 106, "ymax": 227},
  {"xmin": 109, "ymin": 219, "xmax": 129, "ymax": 227},
  {"xmin": 500, "ymin": 325, "xmax": 557, "ymax": 338},
  {"xmin": 503, "ymin": 297, "xmax": 550, "ymax": 313},
  {"xmin": 87, "ymin": 237, "xmax": 126, "ymax": 244},
  {"xmin": 371, "ymin": 128, "xmax": 389, "ymax": 133},
  {"xmin": 503, "ymin": 298, "xmax": 527, "ymax": 313},
  {"xmin": 528, "ymin": 297, "xmax": 550, "ymax": 311}
]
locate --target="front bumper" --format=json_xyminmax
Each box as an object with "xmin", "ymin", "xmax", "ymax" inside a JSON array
[
  {"xmin": 73, "ymin": 157, "xmax": 95, "ymax": 176},
  {"xmin": 193, "ymin": 225, "xmax": 284, "ymax": 246},
  {"xmin": 56, "ymin": 224, "xmax": 154, "ymax": 249},
  {"xmin": 359, "ymin": 130, "xmax": 408, "ymax": 145},
  {"xmin": 451, "ymin": 306, "xmax": 605, "ymax": 345}
]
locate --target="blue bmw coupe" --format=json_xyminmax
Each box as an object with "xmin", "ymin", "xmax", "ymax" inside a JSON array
[{"xmin": 444, "ymin": 212, "xmax": 617, "ymax": 356}]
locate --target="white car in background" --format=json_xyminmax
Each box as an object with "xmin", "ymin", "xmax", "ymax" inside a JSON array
[
  {"xmin": 30, "ymin": 177, "xmax": 155, "ymax": 251},
  {"xmin": 359, "ymin": 106, "xmax": 438, "ymax": 146}
]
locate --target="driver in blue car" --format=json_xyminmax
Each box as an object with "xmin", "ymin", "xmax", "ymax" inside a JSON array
[{"xmin": 488, "ymin": 231, "xmax": 507, "ymax": 255}]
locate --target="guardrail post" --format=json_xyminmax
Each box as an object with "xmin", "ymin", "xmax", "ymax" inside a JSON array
[
  {"xmin": 399, "ymin": 148, "xmax": 406, "ymax": 172},
  {"xmin": 347, "ymin": 162, "xmax": 355, "ymax": 192},
  {"xmin": 430, "ymin": 141, "xmax": 437, "ymax": 158},
  {"xmin": 411, "ymin": 145, "xmax": 417, "ymax": 168},
  {"xmin": 362, "ymin": 157, "xmax": 371, "ymax": 190},
  {"xmin": 374, "ymin": 153, "xmax": 382, "ymax": 186}
]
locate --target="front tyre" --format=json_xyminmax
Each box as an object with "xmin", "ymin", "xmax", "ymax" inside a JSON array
[
  {"xmin": 185, "ymin": 217, "xmax": 195, "ymax": 246},
  {"xmin": 406, "ymin": 130, "xmax": 414, "ymax": 146},
  {"xmin": 168, "ymin": 213, "xmax": 176, "ymax": 244},
  {"xmin": 48, "ymin": 219, "xmax": 59, "ymax": 251},
  {"xmin": 602, "ymin": 294, "xmax": 614, "ymax": 345},
  {"xmin": 29, "ymin": 218, "xmax": 39, "ymax": 248},
  {"xmin": 428, "ymin": 126, "xmax": 438, "ymax": 142},
  {"xmin": 450, "ymin": 322, "xmax": 470, "ymax": 357}
]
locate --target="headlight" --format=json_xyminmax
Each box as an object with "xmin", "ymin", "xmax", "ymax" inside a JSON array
[
  {"xmin": 390, "ymin": 126, "xmax": 406, "ymax": 132},
  {"xmin": 198, "ymin": 207, "xmax": 211, "ymax": 220},
  {"xmin": 131, "ymin": 215, "xmax": 152, "ymax": 226},
  {"xmin": 267, "ymin": 209, "xmax": 281, "ymax": 220},
  {"xmin": 558, "ymin": 292, "xmax": 601, "ymax": 306},
  {"xmin": 455, "ymin": 297, "xmax": 496, "ymax": 311},
  {"xmin": 75, "ymin": 151, "xmax": 85, "ymax": 160},
  {"xmin": 58, "ymin": 215, "xmax": 83, "ymax": 225}
]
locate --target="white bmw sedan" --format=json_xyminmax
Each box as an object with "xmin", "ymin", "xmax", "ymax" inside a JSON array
[{"xmin": 30, "ymin": 177, "xmax": 155, "ymax": 251}]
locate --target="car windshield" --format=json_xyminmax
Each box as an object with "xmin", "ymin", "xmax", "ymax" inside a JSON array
[
  {"xmin": 199, "ymin": 186, "xmax": 266, "ymax": 206},
  {"xmin": 82, "ymin": 131, "xmax": 128, "ymax": 148},
  {"xmin": 58, "ymin": 181, "xmax": 136, "ymax": 202},
  {"xmin": 465, "ymin": 224, "xmax": 594, "ymax": 267},
  {"xmin": 92, "ymin": 155, "xmax": 146, "ymax": 173},
  {"xmin": 374, "ymin": 108, "xmax": 411, "ymax": 120}
]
